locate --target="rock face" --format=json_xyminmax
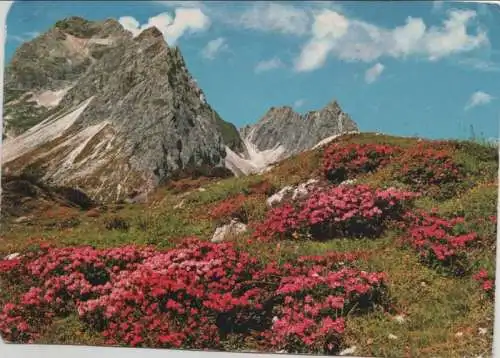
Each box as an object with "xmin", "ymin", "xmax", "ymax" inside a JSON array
[
  {"xmin": 226, "ymin": 100, "xmax": 358, "ymax": 175},
  {"xmin": 244, "ymin": 100, "xmax": 357, "ymax": 155},
  {"xmin": 2, "ymin": 17, "xmax": 243, "ymax": 202}
]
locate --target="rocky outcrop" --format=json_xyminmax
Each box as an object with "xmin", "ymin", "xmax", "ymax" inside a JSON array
[
  {"xmin": 225, "ymin": 100, "xmax": 359, "ymax": 175},
  {"xmin": 2, "ymin": 16, "xmax": 243, "ymax": 202},
  {"xmin": 211, "ymin": 219, "xmax": 248, "ymax": 243},
  {"xmin": 245, "ymin": 100, "xmax": 358, "ymax": 155}
]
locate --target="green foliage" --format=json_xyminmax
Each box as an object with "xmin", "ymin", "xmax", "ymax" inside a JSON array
[
  {"xmin": 185, "ymin": 175, "xmax": 263, "ymax": 205},
  {"xmin": 213, "ymin": 110, "xmax": 244, "ymax": 153}
]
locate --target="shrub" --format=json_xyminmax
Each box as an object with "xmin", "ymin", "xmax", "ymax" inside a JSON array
[
  {"xmin": 473, "ymin": 268, "xmax": 495, "ymax": 300},
  {"xmin": 323, "ymin": 143, "xmax": 401, "ymax": 182},
  {"xmin": 0, "ymin": 240, "xmax": 388, "ymax": 355},
  {"xmin": 253, "ymin": 185, "xmax": 418, "ymax": 241},
  {"xmin": 104, "ymin": 217, "xmax": 130, "ymax": 231},
  {"xmin": 209, "ymin": 193, "xmax": 269, "ymax": 224},
  {"xmin": 392, "ymin": 144, "xmax": 464, "ymax": 198},
  {"xmin": 246, "ymin": 179, "xmax": 277, "ymax": 196},
  {"xmin": 55, "ymin": 187, "xmax": 95, "ymax": 210},
  {"xmin": 209, "ymin": 194, "xmax": 249, "ymax": 224},
  {"xmin": 399, "ymin": 210, "xmax": 478, "ymax": 276}
]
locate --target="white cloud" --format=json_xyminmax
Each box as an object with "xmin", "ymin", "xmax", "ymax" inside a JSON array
[
  {"xmin": 465, "ymin": 91, "xmax": 494, "ymax": 110},
  {"xmin": 312, "ymin": 8, "xmax": 349, "ymax": 39},
  {"xmin": 458, "ymin": 0, "xmax": 500, "ymax": 7},
  {"xmin": 238, "ymin": 3, "xmax": 310, "ymax": 35},
  {"xmin": 294, "ymin": 9, "xmax": 488, "ymax": 72},
  {"xmin": 201, "ymin": 37, "xmax": 228, "ymax": 59},
  {"xmin": 119, "ymin": 8, "xmax": 210, "ymax": 45},
  {"xmin": 458, "ymin": 57, "xmax": 500, "ymax": 72},
  {"xmin": 365, "ymin": 63, "xmax": 385, "ymax": 83},
  {"xmin": 255, "ymin": 57, "xmax": 285, "ymax": 73},
  {"xmin": 293, "ymin": 99, "xmax": 305, "ymax": 108}
]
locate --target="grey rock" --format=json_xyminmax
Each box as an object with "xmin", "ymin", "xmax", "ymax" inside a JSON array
[
  {"xmin": 211, "ymin": 219, "xmax": 248, "ymax": 243},
  {"xmin": 243, "ymin": 99, "xmax": 358, "ymax": 157},
  {"xmin": 3, "ymin": 17, "xmax": 242, "ymax": 202},
  {"xmin": 266, "ymin": 179, "xmax": 321, "ymax": 207},
  {"xmin": 4, "ymin": 252, "xmax": 21, "ymax": 260}
]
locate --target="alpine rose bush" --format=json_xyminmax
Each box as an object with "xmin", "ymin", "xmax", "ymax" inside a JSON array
[
  {"xmin": 0, "ymin": 244, "xmax": 157, "ymax": 343},
  {"xmin": 473, "ymin": 268, "xmax": 495, "ymax": 300},
  {"xmin": 392, "ymin": 144, "xmax": 464, "ymax": 198},
  {"xmin": 323, "ymin": 143, "xmax": 401, "ymax": 182},
  {"xmin": 399, "ymin": 210, "xmax": 477, "ymax": 275},
  {"xmin": 209, "ymin": 194, "xmax": 248, "ymax": 223},
  {"xmin": 255, "ymin": 252, "xmax": 388, "ymax": 354},
  {"xmin": 253, "ymin": 185, "xmax": 418, "ymax": 241},
  {"xmin": 0, "ymin": 239, "xmax": 388, "ymax": 355}
]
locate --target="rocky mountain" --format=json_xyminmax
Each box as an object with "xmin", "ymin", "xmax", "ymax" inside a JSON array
[
  {"xmin": 2, "ymin": 16, "xmax": 358, "ymax": 203},
  {"xmin": 2, "ymin": 17, "xmax": 243, "ymax": 202},
  {"xmin": 225, "ymin": 101, "xmax": 358, "ymax": 175}
]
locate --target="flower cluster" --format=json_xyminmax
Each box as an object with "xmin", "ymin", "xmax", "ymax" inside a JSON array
[
  {"xmin": 0, "ymin": 244, "xmax": 156, "ymax": 343},
  {"xmin": 473, "ymin": 268, "xmax": 495, "ymax": 300},
  {"xmin": 392, "ymin": 145, "xmax": 464, "ymax": 196},
  {"xmin": 0, "ymin": 239, "xmax": 387, "ymax": 354},
  {"xmin": 208, "ymin": 194, "xmax": 257, "ymax": 224},
  {"xmin": 399, "ymin": 210, "xmax": 477, "ymax": 275},
  {"xmin": 253, "ymin": 185, "xmax": 418, "ymax": 241},
  {"xmin": 258, "ymin": 254, "xmax": 387, "ymax": 354},
  {"xmin": 323, "ymin": 143, "xmax": 400, "ymax": 182}
]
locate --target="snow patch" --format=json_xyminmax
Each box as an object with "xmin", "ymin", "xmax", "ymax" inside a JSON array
[
  {"xmin": 89, "ymin": 38, "xmax": 114, "ymax": 46},
  {"xmin": 2, "ymin": 97, "xmax": 94, "ymax": 164},
  {"xmin": 33, "ymin": 87, "xmax": 71, "ymax": 108},
  {"xmin": 225, "ymin": 133, "xmax": 286, "ymax": 176},
  {"xmin": 311, "ymin": 131, "xmax": 360, "ymax": 150},
  {"xmin": 44, "ymin": 121, "xmax": 111, "ymax": 180},
  {"xmin": 226, "ymin": 129, "xmax": 360, "ymax": 176}
]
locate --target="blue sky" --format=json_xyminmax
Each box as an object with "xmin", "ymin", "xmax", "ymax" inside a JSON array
[{"xmin": 4, "ymin": 0, "xmax": 500, "ymax": 140}]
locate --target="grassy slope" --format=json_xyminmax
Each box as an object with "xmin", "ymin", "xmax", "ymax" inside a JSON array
[{"xmin": 0, "ymin": 132, "xmax": 498, "ymax": 357}]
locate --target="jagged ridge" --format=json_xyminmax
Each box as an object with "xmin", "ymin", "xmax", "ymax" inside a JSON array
[{"xmin": 2, "ymin": 16, "xmax": 243, "ymax": 202}]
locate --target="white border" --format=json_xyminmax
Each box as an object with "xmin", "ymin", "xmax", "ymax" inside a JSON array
[{"xmin": 0, "ymin": 1, "xmax": 498, "ymax": 358}]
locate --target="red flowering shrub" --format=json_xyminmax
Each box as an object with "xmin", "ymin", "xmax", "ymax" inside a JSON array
[
  {"xmin": 399, "ymin": 210, "xmax": 477, "ymax": 275},
  {"xmin": 209, "ymin": 194, "xmax": 249, "ymax": 223},
  {"xmin": 392, "ymin": 145, "xmax": 464, "ymax": 198},
  {"xmin": 247, "ymin": 180, "xmax": 276, "ymax": 196},
  {"xmin": 0, "ymin": 239, "xmax": 388, "ymax": 355},
  {"xmin": 257, "ymin": 253, "xmax": 387, "ymax": 354},
  {"xmin": 0, "ymin": 258, "xmax": 22, "ymax": 274},
  {"xmin": 323, "ymin": 143, "xmax": 401, "ymax": 182},
  {"xmin": 253, "ymin": 185, "xmax": 418, "ymax": 241},
  {"xmin": 473, "ymin": 268, "xmax": 495, "ymax": 300},
  {"xmin": 0, "ymin": 244, "xmax": 156, "ymax": 343}
]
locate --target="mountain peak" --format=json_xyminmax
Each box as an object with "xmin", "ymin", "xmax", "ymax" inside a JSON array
[
  {"xmin": 136, "ymin": 26, "xmax": 164, "ymax": 41},
  {"xmin": 53, "ymin": 16, "xmax": 100, "ymax": 38},
  {"xmin": 325, "ymin": 99, "xmax": 341, "ymax": 110},
  {"xmin": 242, "ymin": 98, "xmax": 358, "ymax": 157},
  {"xmin": 3, "ymin": 15, "xmax": 242, "ymax": 202}
]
